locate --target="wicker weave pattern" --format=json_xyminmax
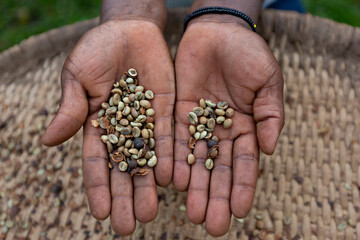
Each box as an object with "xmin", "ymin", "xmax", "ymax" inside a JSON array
[{"xmin": 0, "ymin": 9, "xmax": 359, "ymax": 239}]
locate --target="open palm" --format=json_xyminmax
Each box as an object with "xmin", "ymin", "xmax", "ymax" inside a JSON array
[
  {"xmin": 42, "ymin": 20, "xmax": 175, "ymax": 235},
  {"xmin": 174, "ymin": 21, "xmax": 284, "ymax": 236}
]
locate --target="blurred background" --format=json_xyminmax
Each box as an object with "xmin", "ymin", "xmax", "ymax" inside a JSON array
[{"xmin": 1, "ymin": 0, "xmax": 360, "ymax": 52}]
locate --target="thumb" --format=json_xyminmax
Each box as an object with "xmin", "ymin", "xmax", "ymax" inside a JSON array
[
  {"xmin": 253, "ymin": 68, "xmax": 284, "ymax": 155},
  {"xmin": 42, "ymin": 64, "xmax": 88, "ymax": 146}
]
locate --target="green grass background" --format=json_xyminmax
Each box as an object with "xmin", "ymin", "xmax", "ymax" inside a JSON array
[{"xmin": 1, "ymin": 0, "xmax": 360, "ymax": 51}]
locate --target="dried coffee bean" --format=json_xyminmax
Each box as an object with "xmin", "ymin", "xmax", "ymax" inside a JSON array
[
  {"xmin": 118, "ymin": 102, "xmax": 125, "ymax": 111},
  {"xmin": 146, "ymin": 123, "xmax": 154, "ymax": 130},
  {"xmin": 146, "ymin": 116, "xmax": 154, "ymax": 123},
  {"xmin": 125, "ymin": 139, "xmax": 133, "ymax": 148},
  {"xmin": 211, "ymin": 136, "xmax": 219, "ymax": 142},
  {"xmin": 205, "ymin": 158, "xmax": 214, "ymax": 170},
  {"xmin": 145, "ymin": 151, "xmax": 153, "ymax": 159},
  {"xmin": 130, "ymin": 122, "xmax": 142, "ymax": 127},
  {"xmin": 142, "ymin": 129, "xmax": 150, "ymax": 138},
  {"xmin": 147, "ymin": 155, "xmax": 157, "ymax": 167},
  {"xmin": 113, "ymin": 94, "xmax": 121, "ymax": 105},
  {"xmin": 123, "ymin": 148, "xmax": 131, "ymax": 157},
  {"xmin": 193, "ymin": 107, "xmax": 204, "ymax": 116},
  {"xmin": 137, "ymin": 158, "xmax": 147, "ymax": 166},
  {"xmin": 138, "ymin": 148, "xmax": 145, "ymax": 158},
  {"xmin": 207, "ymin": 140, "xmax": 218, "ymax": 148},
  {"xmin": 134, "ymin": 138, "xmax": 145, "ymax": 149},
  {"xmin": 144, "ymin": 90, "xmax": 154, "ymax": 99},
  {"xmin": 134, "ymin": 92, "xmax": 141, "ymax": 101},
  {"xmin": 98, "ymin": 109, "xmax": 105, "ymax": 118},
  {"xmin": 140, "ymin": 100, "xmax": 151, "ymax": 109},
  {"xmin": 120, "ymin": 119, "xmax": 129, "ymax": 126},
  {"xmin": 102, "ymin": 102, "xmax": 110, "ymax": 109},
  {"xmin": 106, "ymin": 141, "xmax": 113, "ymax": 153},
  {"xmin": 123, "ymin": 96, "xmax": 129, "ymax": 103},
  {"xmin": 118, "ymin": 146, "xmax": 125, "ymax": 153},
  {"xmin": 119, "ymin": 79, "xmax": 127, "ymax": 88},
  {"xmin": 122, "ymin": 106, "xmax": 131, "ymax": 116},
  {"xmin": 223, "ymin": 119, "xmax": 232, "ymax": 129},
  {"xmin": 208, "ymin": 147, "xmax": 219, "ymax": 159},
  {"xmin": 135, "ymin": 86, "xmax": 144, "ymax": 93},
  {"xmin": 106, "ymin": 107, "xmax": 117, "ymax": 115},
  {"xmin": 203, "ymin": 109, "xmax": 209, "ymax": 117},
  {"xmin": 126, "ymin": 77, "xmax": 134, "ymax": 84},
  {"xmin": 116, "ymin": 111, "xmax": 122, "ymax": 120},
  {"xmin": 194, "ymin": 132, "xmax": 201, "ymax": 140},
  {"xmin": 205, "ymin": 99, "xmax": 216, "ymax": 108},
  {"xmin": 199, "ymin": 99, "xmax": 206, "ymax": 109},
  {"xmin": 131, "ymin": 108, "xmax": 139, "ymax": 118},
  {"xmin": 226, "ymin": 108, "xmax": 234, "ymax": 117},
  {"xmin": 101, "ymin": 135, "xmax": 109, "ymax": 143},
  {"xmin": 129, "ymin": 93, "xmax": 136, "ymax": 102},
  {"xmin": 109, "ymin": 134, "xmax": 118, "ymax": 144},
  {"xmin": 188, "ymin": 137, "xmax": 196, "ymax": 149},
  {"xmin": 118, "ymin": 135, "xmax": 126, "ymax": 146},
  {"xmin": 135, "ymin": 115, "xmax": 147, "ymax": 123},
  {"xmin": 148, "ymin": 129, "xmax": 154, "ymax": 138},
  {"xmin": 111, "ymin": 88, "xmax": 122, "ymax": 95},
  {"xmin": 129, "ymin": 159, "xmax": 138, "ymax": 169},
  {"xmin": 188, "ymin": 112, "xmax": 198, "ymax": 125},
  {"xmin": 109, "ymin": 97, "xmax": 114, "ymax": 106},
  {"xmin": 217, "ymin": 101, "xmax": 229, "ymax": 110},
  {"xmin": 187, "ymin": 154, "xmax": 195, "ymax": 165},
  {"xmin": 127, "ymin": 115, "xmax": 134, "ymax": 122},
  {"xmin": 119, "ymin": 161, "xmax": 128, "ymax": 172},
  {"xmin": 215, "ymin": 109, "xmax": 225, "ymax": 116},
  {"xmin": 200, "ymin": 131, "xmax": 207, "ymax": 139},
  {"xmin": 120, "ymin": 126, "xmax": 132, "ymax": 135},
  {"xmin": 216, "ymin": 116, "xmax": 225, "ymax": 124},
  {"xmin": 132, "ymin": 100, "xmax": 139, "ymax": 110},
  {"xmin": 149, "ymin": 138, "xmax": 155, "ymax": 149},
  {"xmin": 132, "ymin": 127, "xmax": 141, "ymax": 138},
  {"xmin": 146, "ymin": 108, "xmax": 155, "ymax": 117},
  {"xmin": 128, "ymin": 68, "xmax": 137, "ymax": 77},
  {"xmin": 189, "ymin": 125, "xmax": 196, "ymax": 135},
  {"xmin": 207, "ymin": 118, "xmax": 216, "ymax": 129},
  {"xmin": 129, "ymin": 148, "xmax": 139, "ymax": 155},
  {"xmin": 112, "ymin": 152, "xmax": 125, "ymax": 162},
  {"xmin": 197, "ymin": 124, "xmax": 205, "ymax": 132},
  {"xmin": 205, "ymin": 132, "xmax": 212, "ymax": 139},
  {"xmin": 199, "ymin": 116, "xmax": 207, "ymax": 125}
]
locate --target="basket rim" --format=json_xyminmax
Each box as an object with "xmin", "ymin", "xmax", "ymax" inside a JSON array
[{"xmin": 0, "ymin": 8, "xmax": 359, "ymax": 76}]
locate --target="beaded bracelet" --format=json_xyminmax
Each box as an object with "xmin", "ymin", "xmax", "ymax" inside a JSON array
[{"xmin": 184, "ymin": 6, "xmax": 257, "ymax": 32}]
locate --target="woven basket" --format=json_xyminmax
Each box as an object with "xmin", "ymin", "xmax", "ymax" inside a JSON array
[{"xmin": 0, "ymin": 8, "xmax": 359, "ymax": 240}]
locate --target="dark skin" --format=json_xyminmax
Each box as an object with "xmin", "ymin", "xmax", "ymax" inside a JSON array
[
  {"xmin": 173, "ymin": 0, "xmax": 284, "ymax": 236},
  {"xmin": 42, "ymin": 0, "xmax": 284, "ymax": 237}
]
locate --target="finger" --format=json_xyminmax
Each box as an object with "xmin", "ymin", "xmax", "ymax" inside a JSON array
[
  {"xmin": 173, "ymin": 101, "xmax": 194, "ymax": 191},
  {"xmin": 42, "ymin": 64, "xmax": 88, "ymax": 146},
  {"xmin": 253, "ymin": 67, "xmax": 284, "ymax": 155},
  {"xmin": 133, "ymin": 168, "xmax": 158, "ymax": 223},
  {"xmin": 152, "ymin": 94, "xmax": 174, "ymax": 187},
  {"xmin": 125, "ymin": 32, "xmax": 175, "ymax": 187},
  {"xmin": 205, "ymin": 140, "xmax": 232, "ymax": 237},
  {"xmin": 82, "ymin": 112, "xmax": 111, "ymax": 220},
  {"xmin": 186, "ymin": 140, "xmax": 210, "ymax": 224},
  {"xmin": 110, "ymin": 167, "xmax": 136, "ymax": 236},
  {"xmin": 231, "ymin": 131, "xmax": 259, "ymax": 218}
]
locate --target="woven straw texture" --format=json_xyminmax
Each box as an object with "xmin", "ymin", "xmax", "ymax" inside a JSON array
[{"xmin": 0, "ymin": 8, "xmax": 360, "ymax": 240}]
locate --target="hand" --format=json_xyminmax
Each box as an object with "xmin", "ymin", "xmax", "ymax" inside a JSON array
[
  {"xmin": 173, "ymin": 20, "xmax": 284, "ymax": 236},
  {"xmin": 42, "ymin": 19, "xmax": 175, "ymax": 235}
]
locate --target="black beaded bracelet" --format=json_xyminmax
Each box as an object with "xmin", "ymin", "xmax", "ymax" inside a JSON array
[{"xmin": 184, "ymin": 6, "xmax": 257, "ymax": 32}]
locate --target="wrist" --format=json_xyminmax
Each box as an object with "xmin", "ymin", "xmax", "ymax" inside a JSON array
[
  {"xmin": 189, "ymin": 0, "xmax": 262, "ymax": 30},
  {"xmin": 101, "ymin": 0, "xmax": 167, "ymax": 30}
]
